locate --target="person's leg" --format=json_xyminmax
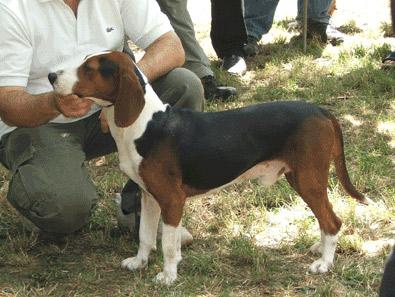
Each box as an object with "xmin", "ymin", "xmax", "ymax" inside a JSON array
[
  {"xmin": 83, "ymin": 112, "xmax": 117, "ymax": 160},
  {"xmin": 1, "ymin": 119, "xmax": 100, "ymax": 234},
  {"xmin": 156, "ymin": 0, "xmax": 212, "ymax": 79},
  {"xmin": 151, "ymin": 67, "xmax": 204, "ymax": 111},
  {"xmin": 297, "ymin": 0, "xmax": 332, "ymax": 25},
  {"xmin": 297, "ymin": 0, "xmax": 344, "ymax": 44},
  {"xmin": 382, "ymin": 0, "xmax": 395, "ymax": 69},
  {"xmin": 244, "ymin": 0, "xmax": 280, "ymax": 55},
  {"xmin": 155, "ymin": 0, "xmax": 236, "ymax": 100},
  {"xmin": 392, "ymin": 0, "xmax": 395, "ymax": 31},
  {"xmin": 211, "ymin": 0, "xmax": 247, "ymax": 76},
  {"xmin": 211, "ymin": 0, "xmax": 246, "ymax": 58},
  {"xmin": 380, "ymin": 247, "xmax": 395, "ymax": 297}
]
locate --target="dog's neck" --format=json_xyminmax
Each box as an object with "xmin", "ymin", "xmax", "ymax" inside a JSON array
[{"xmin": 104, "ymin": 83, "xmax": 167, "ymax": 142}]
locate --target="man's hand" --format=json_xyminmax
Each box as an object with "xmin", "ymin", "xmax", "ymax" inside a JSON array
[{"xmin": 54, "ymin": 94, "xmax": 93, "ymax": 118}]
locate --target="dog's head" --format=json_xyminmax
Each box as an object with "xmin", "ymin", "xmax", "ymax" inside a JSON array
[{"xmin": 49, "ymin": 51, "xmax": 145, "ymax": 127}]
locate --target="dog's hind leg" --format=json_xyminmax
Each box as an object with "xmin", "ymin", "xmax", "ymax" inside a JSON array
[
  {"xmin": 121, "ymin": 191, "xmax": 161, "ymax": 271},
  {"xmin": 286, "ymin": 168, "xmax": 341, "ymax": 273},
  {"xmin": 285, "ymin": 118, "xmax": 342, "ymax": 273}
]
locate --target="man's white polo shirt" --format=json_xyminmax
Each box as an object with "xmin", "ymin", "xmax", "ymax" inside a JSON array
[{"xmin": 0, "ymin": 0, "xmax": 173, "ymax": 138}]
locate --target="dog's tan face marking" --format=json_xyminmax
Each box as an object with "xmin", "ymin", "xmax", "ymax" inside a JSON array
[
  {"xmin": 69, "ymin": 52, "xmax": 145, "ymax": 127},
  {"xmin": 72, "ymin": 55, "xmax": 119, "ymax": 103}
]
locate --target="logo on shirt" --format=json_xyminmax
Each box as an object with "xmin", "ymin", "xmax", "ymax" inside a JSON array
[{"xmin": 106, "ymin": 27, "xmax": 115, "ymax": 33}]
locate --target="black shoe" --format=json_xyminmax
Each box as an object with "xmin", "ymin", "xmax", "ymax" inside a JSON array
[
  {"xmin": 222, "ymin": 55, "xmax": 247, "ymax": 76},
  {"xmin": 382, "ymin": 51, "xmax": 395, "ymax": 69},
  {"xmin": 119, "ymin": 179, "xmax": 141, "ymax": 239},
  {"xmin": 307, "ymin": 19, "xmax": 328, "ymax": 43},
  {"xmin": 201, "ymin": 75, "xmax": 237, "ymax": 101},
  {"xmin": 243, "ymin": 38, "xmax": 259, "ymax": 57}
]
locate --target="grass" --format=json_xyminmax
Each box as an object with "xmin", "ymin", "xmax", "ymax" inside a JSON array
[{"xmin": 1, "ymin": 14, "xmax": 395, "ymax": 297}]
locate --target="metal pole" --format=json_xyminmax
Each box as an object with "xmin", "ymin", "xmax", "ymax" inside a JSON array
[{"xmin": 303, "ymin": 0, "xmax": 308, "ymax": 52}]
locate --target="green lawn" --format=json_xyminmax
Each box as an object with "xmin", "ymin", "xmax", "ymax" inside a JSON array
[{"xmin": 0, "ymin": 19, "xmax": 394, "ymax": 297}]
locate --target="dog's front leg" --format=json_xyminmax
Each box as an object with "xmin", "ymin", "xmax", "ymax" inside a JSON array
[
  {"xmin": 121, "ymin": 191, "xmax": 160, "ymax": 270},
  {"xmin": 155, "ymin": 222, "xmax": 182, "ymax": 285}
]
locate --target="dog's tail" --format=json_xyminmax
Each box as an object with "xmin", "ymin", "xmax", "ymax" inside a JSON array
[{"xmin": 321, "ymin": 108, "xmax": 369, "ymax": 205}]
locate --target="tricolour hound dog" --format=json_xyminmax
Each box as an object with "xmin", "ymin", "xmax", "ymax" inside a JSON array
[{"xmin": 49, "ymin": 51, "xmax": 367, "ymax": 285}]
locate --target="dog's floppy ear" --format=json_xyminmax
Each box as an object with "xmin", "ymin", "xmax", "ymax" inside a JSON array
[{"xmin": 114, "ymin": 66, "xmax": 145, "ymax": 128}]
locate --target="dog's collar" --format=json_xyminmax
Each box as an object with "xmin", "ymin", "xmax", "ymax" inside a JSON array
[
  {"xmin": 125, "ymin": 53, "xmax": 147, "ymax": 94},
  {"xmin": 134, "ymin": 66, "xmax": 147, "ymax": 94}
]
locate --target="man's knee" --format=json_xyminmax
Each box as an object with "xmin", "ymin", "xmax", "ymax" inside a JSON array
[
  {"xmin": 7, "ymin": 165, "xmax": 97, "ymax": 234},
  {"xmin": 155, "ymin": 68, "xmax": 205, "ymax": 112}
]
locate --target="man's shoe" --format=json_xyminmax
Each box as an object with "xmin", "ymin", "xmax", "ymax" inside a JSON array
[
  {"xmin": 115, "ymin": 194, "xmax": 194, "ymax": 247},
  {"xmin": 382, "ymin": 51, "xmax": 395, "ymax": 70},
  {"xmin": 115, "ymin": 180, "xmax": 141, "ymax": 239},
  {"xmin": 115, "ymin": 193, "xmax": 139, "ymax": 237},
  {"xmin": 201, "ymin": 75, "xmax": 237, "ymax": 101},
  {"xmin": 120, "ymin": 180, "xmax": 141, "ymax": 215},
  {"xmin": 326, "ymin": 22, "xmax": 345, "ymax": 46},
  {"xmin": 307, "ymin": 19, "xmax": 328, "ymax": 43},
  {"xmin": 222, "ymin": 55, "xmax": 247, "ymax": 76},
  {"xmin": 243, "ymin": 38, "xmax": 259, "ymax": 57}
]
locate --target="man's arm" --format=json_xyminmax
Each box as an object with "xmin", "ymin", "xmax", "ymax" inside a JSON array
[
  {"xmin": 0, "ymin": 87, "xmax": 93, "ymax": 127},
  {"xmin": 137, "ymin": 31, "xmax": 185, "ymax": 82}
]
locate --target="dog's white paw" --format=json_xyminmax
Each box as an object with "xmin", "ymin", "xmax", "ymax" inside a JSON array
[
  {"xmin": 309, "ymin": 242, "xmax": 323, "ymax": 255},
  {"xmin": 309, "ymin": 258, "xmax": 332, "ymax": 273},
  {"xmin": 121, "ymin": 257, "xmax": 147, "ymax": 271},
  {"xmin": 154, "ymin": 271, "xmax": 177, "ymax": 286}
]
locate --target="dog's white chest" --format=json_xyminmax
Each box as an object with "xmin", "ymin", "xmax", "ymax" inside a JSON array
[{"xmin": 118, "ymin": 141, "xmax": 143, "ymax": 186}]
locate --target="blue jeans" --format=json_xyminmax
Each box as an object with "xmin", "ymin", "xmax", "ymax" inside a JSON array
[
  {"xmin": 244, "ymin": 0, "xmax": 333, "ymax": 41},
  {"xmin": 244, "ymin": 0, "xmax": 279, "ymax": 42},
  {"xmin": 296, "ymin": 0, "xmax": 332, "ymax": 25}
]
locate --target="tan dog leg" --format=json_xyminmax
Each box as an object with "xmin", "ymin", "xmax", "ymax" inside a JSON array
[
  {"xmin": 286, "ymin": 168, "xmax": 341, "ymax": 273},
  {"xmin": 285, "ymin": 119, "xmax": 342, "ymax": 273},
  {"xmin": 121, "ymin": 192, "xmax": 161, "ymax": 270}
]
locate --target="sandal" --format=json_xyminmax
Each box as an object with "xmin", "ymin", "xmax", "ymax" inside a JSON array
[{"xmin": 382, "ymin": 51, "xmax": 395, "ymax": 69}]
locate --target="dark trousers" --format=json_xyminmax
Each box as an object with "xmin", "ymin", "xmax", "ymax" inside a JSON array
[
  {"xmin": 380, "ymin": 247, "xmax": 395, "ymax": 297},
  {"xmin": 0, "ymin": 68, "xmax": 204, "ymax": 234},
  {"xmin": 210, "ymin": 0, "xmax": 247, "ymax": 58}
]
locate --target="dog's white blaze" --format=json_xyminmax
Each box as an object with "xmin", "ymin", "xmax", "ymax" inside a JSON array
[
  {"xmin": 309, "ymin": 233, "xmax": 338, "ymax": 273},
  {"xmin": 53, "ymin": 68, "xmax": 78, "ymax": 95}
]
